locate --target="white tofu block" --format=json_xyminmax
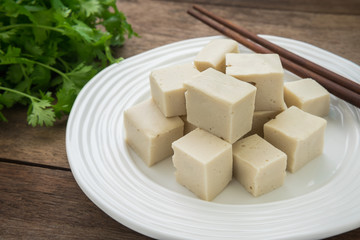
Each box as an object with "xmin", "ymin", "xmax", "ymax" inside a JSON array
[
  {"xmin": 172, "ymin": 128, "xmax": 232, "ymax": 201},
  {"xmin": 150, "ymin": 63, "xmax": 200, "ymax": 117},
  {"xmin": 180, "ymin": 115, "xmax": 197, "ymax": 135},
  {"xmin": 264, "ymin": 106, "xmax": 327, "ymax": 173},
  {"xmin": 226, "ymin": 53, "xmax": 287, "ymax": 111},
  {"xmin": 184, "ymin": 68, "xmax": 256, "ymax": 144},
  {"xmin": 194, "ymin": 39, "xmax": 239, "ymax": 73},
  {"xmin": 233, "ymin": 134, "xmax": 287, "ymax": 197},
  {"xmin": 284, "ymin": 78, "xmax": 330, "ymax": 117},
  {"xmin": 244, "ymin": 110, "xmax": 281, "ymax": 138},
  {"xmin": 124, "ymin": 99, "xmax": 184, "ymax": 166}
]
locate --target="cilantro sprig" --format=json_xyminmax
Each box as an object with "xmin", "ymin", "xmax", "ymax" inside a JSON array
[{"xmin": 0, "ymin": 0, "xmax": 137, "ymax": 126}]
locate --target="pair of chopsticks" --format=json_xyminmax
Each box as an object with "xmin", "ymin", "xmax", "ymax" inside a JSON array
[{"xmin": 188, "ymin": 5, "xmax": 360, "ymax": 108}]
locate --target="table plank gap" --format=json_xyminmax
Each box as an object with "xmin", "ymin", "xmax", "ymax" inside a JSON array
[{"xmin": 0, "ymin": 157, "xmax": 70, "ymax": 171}]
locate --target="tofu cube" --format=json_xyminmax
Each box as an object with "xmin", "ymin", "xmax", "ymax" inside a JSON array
[
  {"xmin": 233, "ymin": 134, "xmax": 287, "ymax": 197},
  {"xmin": 150, "ymin": 63, "xmax": 200, "ymax": 117},
  {"xmin": 184, "ymin": 68, "xmax": 256, "ymax": 144},
  {"xmin": 172, "ymin": 128, "xmax": 232, "ymax": 201},
  {"xmin": 284, "ymin": 78, "xmax": 330, "ymax": 117},
  {"xmin": 194, "ymin": 39, "xmax": 239, "ymax": 73},
  {"xmin": 226, "ymin": 53, "xmax": 287, "ymax": 111},
  {"xmin": 124, "ymin": 99, "xmax": 184, "ymax": 166},
  {"xmin": 264, "ymin": 106, "xmax": 327, "ymax": 173}
]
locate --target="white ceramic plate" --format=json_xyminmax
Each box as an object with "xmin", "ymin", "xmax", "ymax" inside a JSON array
[{"xmin": 66, "ymin": 35, "xmax": 360, "ymax": 239}]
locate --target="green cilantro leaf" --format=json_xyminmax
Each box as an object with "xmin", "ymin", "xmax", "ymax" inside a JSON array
[
  {"xmin": 53, "ymin": 87, "xmax": 77, "ymax": 118},
  {"xmin": 0, "ymin": 29, "xmax": 17, "ymax": 42},
  {"xmin": 79, "ymin": 0, "xmax": 102, "ymax": 17},
  {"xmin": 27, "ymin": 97, "xmax": 56, "ymax": 127}
]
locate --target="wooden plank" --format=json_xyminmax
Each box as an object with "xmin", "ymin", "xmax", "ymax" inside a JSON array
[
  {"xmin": 0, "ymin": 106, "xmax": 69, "ymax": 169},
  {"xmin": 0, "ymin": 162, "xmax": 151, "ymax": 239},
  {"xmin": 157, "ymin": 0, "xmax": 360, "ymax": 15},
  {"xmin": 116, "ymin": 0, "xmax": 360, "ymax": 65}
]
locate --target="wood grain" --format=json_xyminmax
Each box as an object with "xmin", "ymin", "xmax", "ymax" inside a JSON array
[
  {"xmin": 0, "ymin": 161, "xmax": 151, "ymax": 239},
  {"xmin": 1, "ymin": 0, "xmax": 360, "ymax": 239},
  {"xmin": 116, "ymin": 0, "xmax": 360, "ymax": 65},
  {"xmin": 158, "ymin": 0, "xmax": 360, "ymax": 15},
  {"xmin": 0, "ymin": 160, "xmax": 359, "ymax": 239},
  {"xmin": 0, "ymin": 106, "xmax": 69, "ymax": 169}
]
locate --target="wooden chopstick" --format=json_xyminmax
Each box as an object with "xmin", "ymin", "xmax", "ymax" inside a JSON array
[{"xmin": 187, "ymin": 6, "xmax": 360, "ymax": 108}]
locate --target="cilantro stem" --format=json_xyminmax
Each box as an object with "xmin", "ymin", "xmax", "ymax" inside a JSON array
[
  {"xmin": 105, "ymin": 45, "xmax": 123, "ymax": 64},
  {"xmin": 24, "ymin": 58, "xmax": 74, "ymax": 88},
  {"xmin": 25, "ymin": 58, "xmax": 70, "ymax": 81},
  {"xmin": 1, "ymin": 55, "xmax": 72, "ymax": 87},
  {"xmin": 20, "ymin": 64, "xmax": 32, "ymax": 94},
  {"xmin": 0, "ymin": 86, "xmax": 39, "ymax": 101},
  {"xmin": 58, "ymin": 57, "xmax": 71, "ymax": 72},
  {"xmin": 0, "ymin": 24, "xmax": 65, "ymax": 34},
  {"xmin": 8, "ymin": 57, "xmax": 72, "ymax": 82}
]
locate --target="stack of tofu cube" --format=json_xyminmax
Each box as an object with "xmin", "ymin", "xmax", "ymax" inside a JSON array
[{"xmin": 124, "ymin": 38, "xmax": 329, "ymax": 201}]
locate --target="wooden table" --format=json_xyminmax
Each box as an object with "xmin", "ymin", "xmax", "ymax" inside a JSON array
[{"xmin": 1, "ymin": 0, "xmax": 359, "ymax": 239}]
